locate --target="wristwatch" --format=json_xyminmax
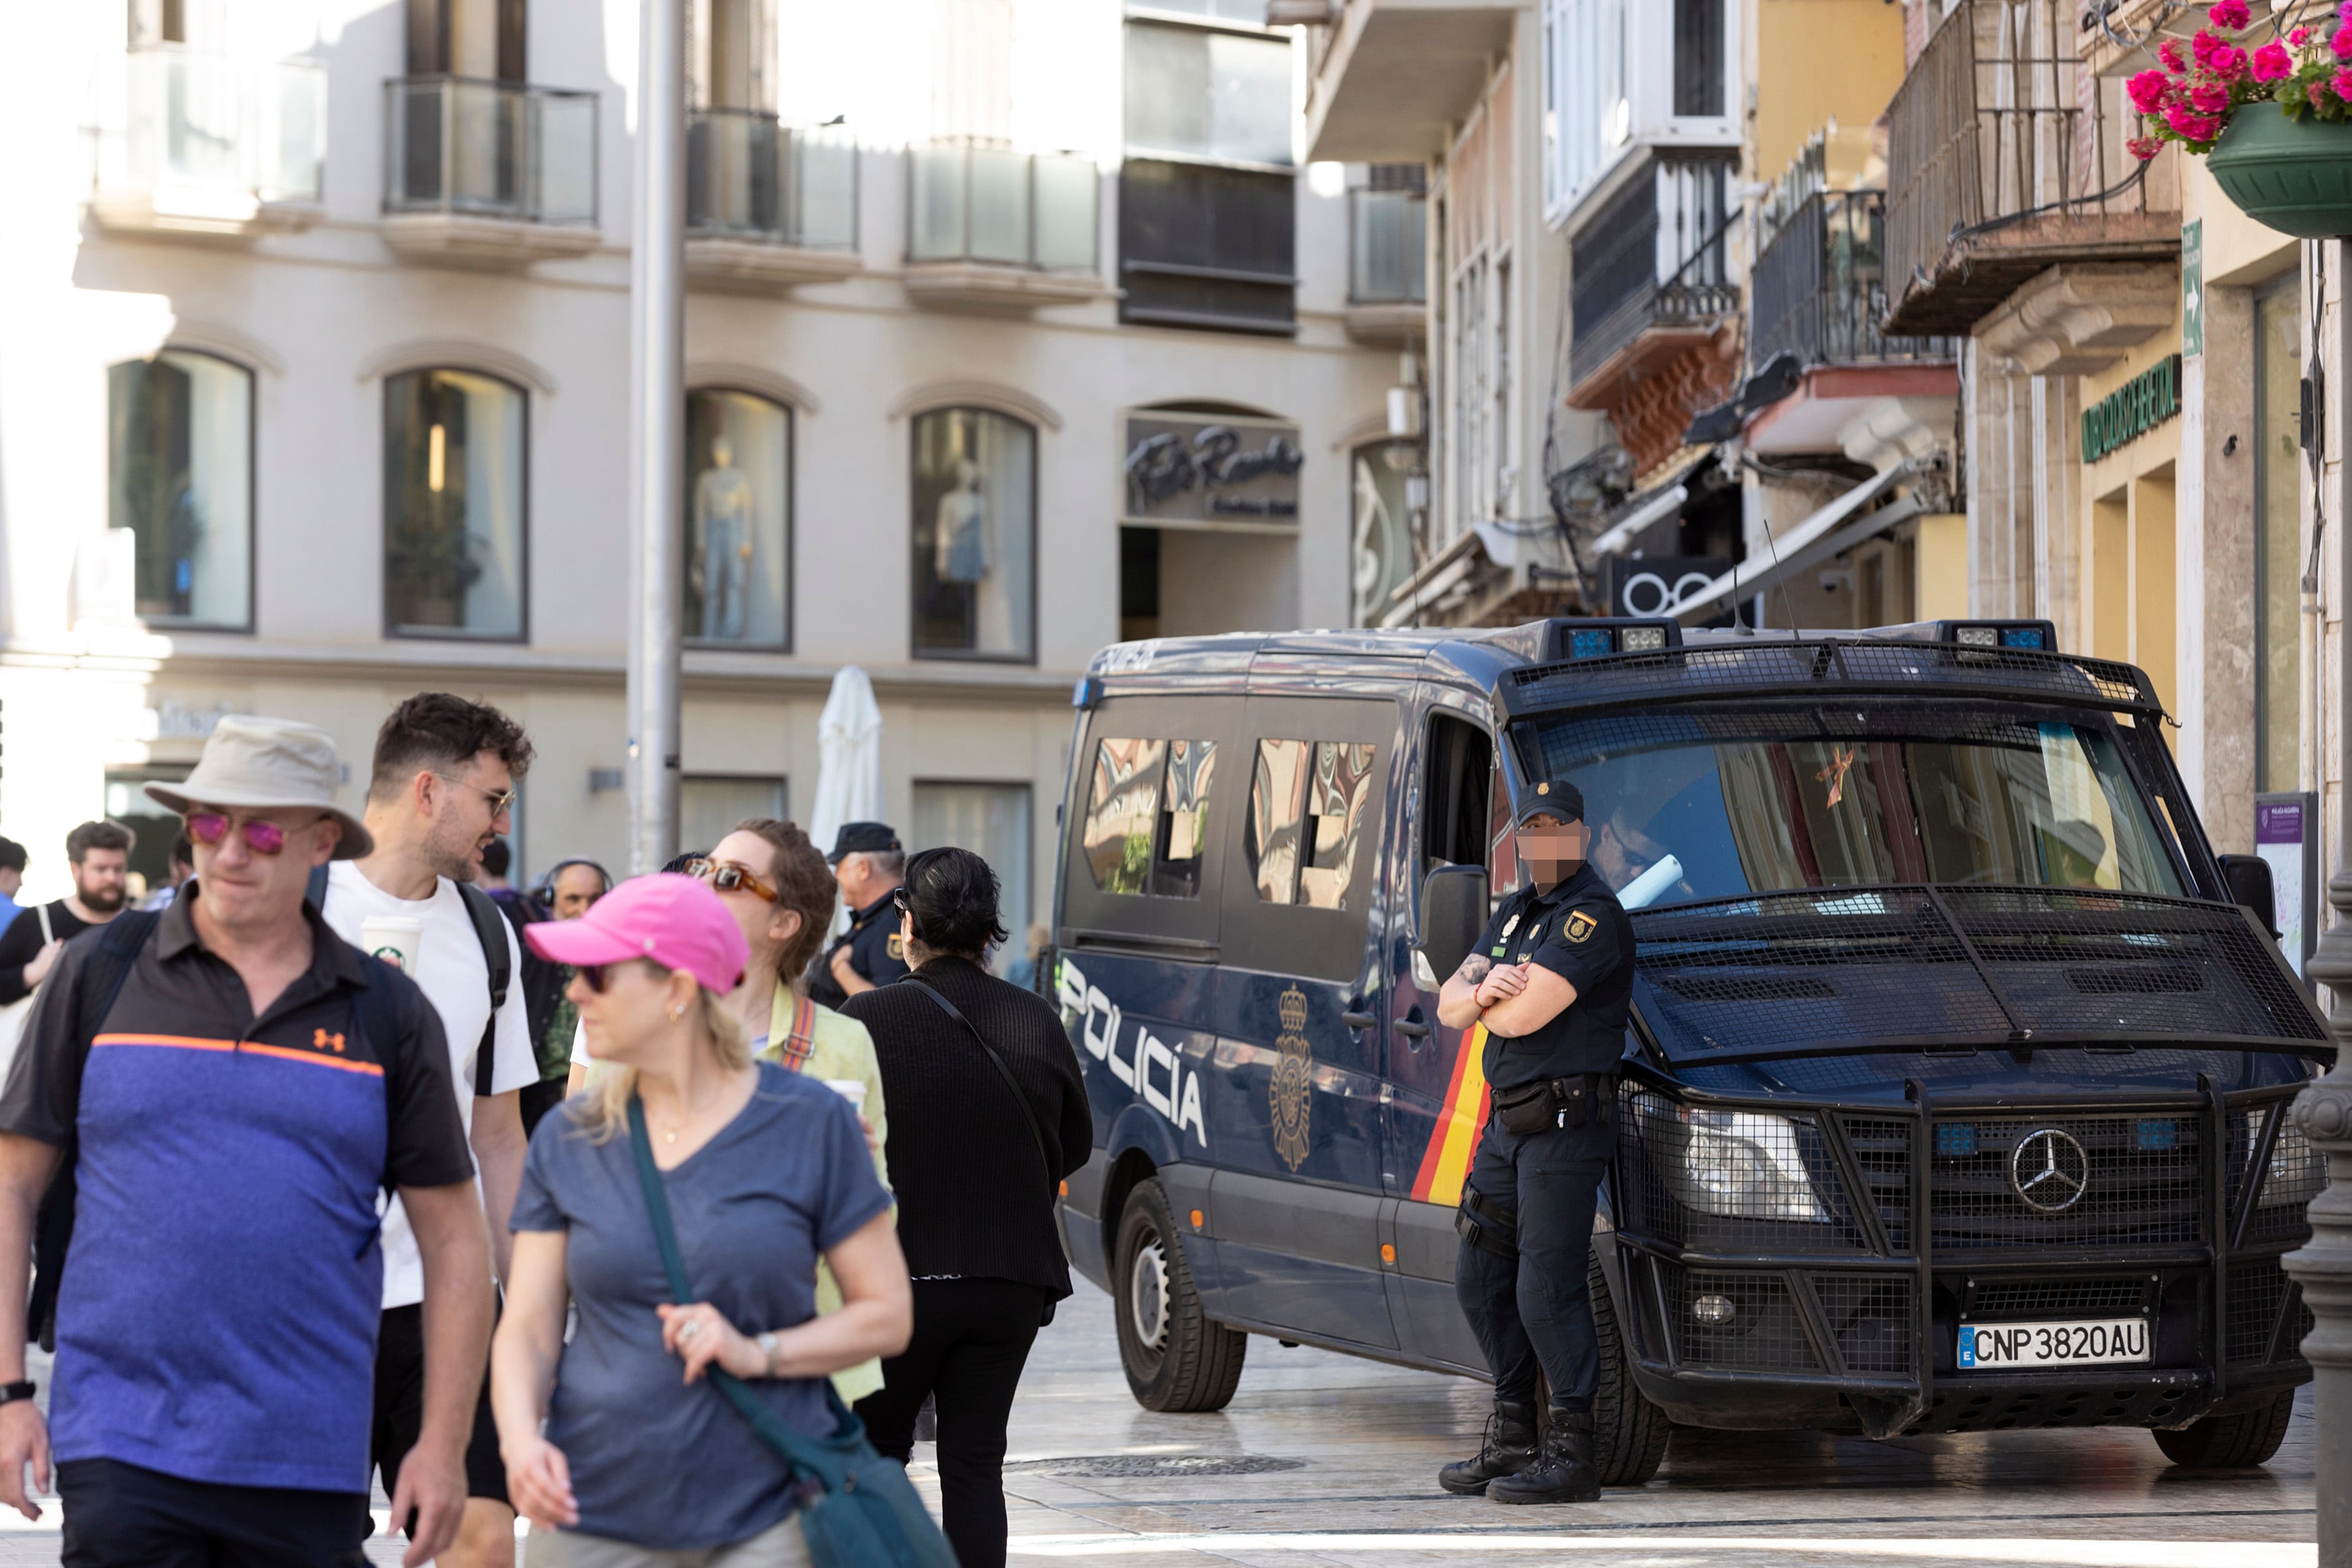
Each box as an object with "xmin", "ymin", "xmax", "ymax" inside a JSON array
[
  {"xmin": 755, "ymin": 1332, "xmax": 780, "ymax": 1377},
  {"xmin": 0, "ymin": 1381, "xmax": 35, "ymax": 1406}
]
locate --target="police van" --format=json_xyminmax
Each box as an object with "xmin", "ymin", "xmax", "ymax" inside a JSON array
[{"xmin": 1047, "ymin": 617, "xmax": 2327, "ymax": 1482}]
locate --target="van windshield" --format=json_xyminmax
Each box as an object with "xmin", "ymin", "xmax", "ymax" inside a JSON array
[{"xmin": 1515, "ymin": 704, "xmax": 2183, "ymax": 909}]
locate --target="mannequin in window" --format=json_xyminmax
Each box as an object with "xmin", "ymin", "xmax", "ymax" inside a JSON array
[
  {"xmin": 695, "ymin": 433, "xmax": 755, "ymax": 640},
  {"xmin": 933, "ymin": 456, "xmax": 992, "ymax": 649}
]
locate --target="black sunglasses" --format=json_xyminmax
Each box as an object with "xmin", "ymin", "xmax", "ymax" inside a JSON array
[
  {"xmin": 579, "ymin": 963, "xmax": 614, "ymax": 994},
  {"xmin": 892, "ymin": 888, "xmax": 910, "ymax": 912}
]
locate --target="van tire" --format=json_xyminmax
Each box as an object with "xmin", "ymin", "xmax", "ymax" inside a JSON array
[
  {"xmin": 1590, "ymin": 1257, "xmax": 1670, "ymax": 1486},
  {"xmin": 1114, "ymin": 1178, "xmax": 1246, "ymax": 1412},
  {"xmin": 2152, "ymin": 1390, "xmax": 2296, "ymax": 1468}
]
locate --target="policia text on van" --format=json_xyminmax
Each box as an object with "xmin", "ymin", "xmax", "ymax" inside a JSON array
[{"xmin": 1047, "ymin": 617, "xmax": 2329, "ymax": 1492}]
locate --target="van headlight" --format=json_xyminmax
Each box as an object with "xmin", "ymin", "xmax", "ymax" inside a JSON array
[{"xmin": 1675, "ymin": 1109, "xmax": 1827, "ymax": 1222}]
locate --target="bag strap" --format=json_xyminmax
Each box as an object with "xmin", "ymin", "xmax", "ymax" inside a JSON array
[
  {"xmin": 455, "ymin": 881, "xmax": 512, "ymax": 1095},
  {"xmin": 774, "ymin": 992, "xmax": 818, "ymax": 1072},
  {"xmin": 902, "ymin": 977, "xmax": 1055, "ymax": 1199},
  {"xmin": 623, "ymin": 1094, "xmax": 854, "ymax": 1492}
]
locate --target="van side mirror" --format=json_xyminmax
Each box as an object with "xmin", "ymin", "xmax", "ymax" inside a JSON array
[
  {"xmin": 2219, "ymin": 854, "xmax": 2279, "ymax": 940},
  {"xmin": 1417, "ymin": 864, "xmax": 1490, "ymax": 985}
]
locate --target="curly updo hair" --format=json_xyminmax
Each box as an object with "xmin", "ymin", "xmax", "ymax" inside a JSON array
[{"xmin": 901, "ymin": 846, "xmax": 1008, "ymax": 961}]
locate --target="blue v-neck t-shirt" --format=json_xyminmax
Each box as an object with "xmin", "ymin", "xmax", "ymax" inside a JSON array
[{"xmin": 511, "ymin": 1061, "xmax": 892, "ymax": 1548}]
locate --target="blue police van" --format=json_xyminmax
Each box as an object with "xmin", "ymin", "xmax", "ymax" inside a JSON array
[{"xmin": 1047, "ymin": 617, "xmax": 2327, "ymax": 1482}]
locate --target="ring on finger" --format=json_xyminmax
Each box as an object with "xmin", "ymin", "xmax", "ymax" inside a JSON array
[{"xmin": 679, "ymin": 1320, "xmax": 703, "ymax": 1339}]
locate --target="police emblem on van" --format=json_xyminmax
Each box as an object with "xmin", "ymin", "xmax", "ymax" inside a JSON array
[{"xmin": 1271, "ymin": 986, "xmax": 1313, "ymax": 1172}]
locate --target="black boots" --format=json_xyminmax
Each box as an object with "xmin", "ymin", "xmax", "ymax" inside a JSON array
[
  {"xmin": 1488, "ymin": 1407, "xmax": 1602, "ymax": 1504},
  {"xmin": 1437, "ymin": 1399, "xmax": 1539, "ymax": 1495}
]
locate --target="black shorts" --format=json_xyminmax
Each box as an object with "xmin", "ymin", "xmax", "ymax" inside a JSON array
[
  {"xmin": 60, "ymin": 1456, "xmax": 368, "ymax": 1567},
  {"xmin": 372, "ymin": 1302, "xmax": 509, "ymax": 1507}
]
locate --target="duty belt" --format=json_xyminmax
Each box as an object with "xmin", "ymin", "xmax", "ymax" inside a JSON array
[{"xmin": 1490, "ymin": 1071, "xmax": 1617, "ymax": 1137}]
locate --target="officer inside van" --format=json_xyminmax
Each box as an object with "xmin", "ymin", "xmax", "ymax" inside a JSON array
[{"xmin": 1434, "ymin": 777, "xmax": 1634, "ymax": 1506}]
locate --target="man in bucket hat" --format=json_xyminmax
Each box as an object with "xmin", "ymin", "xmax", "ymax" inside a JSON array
[{"xmin": 0, "ymin": 716, "xmax": 487, "ymax": 1566}]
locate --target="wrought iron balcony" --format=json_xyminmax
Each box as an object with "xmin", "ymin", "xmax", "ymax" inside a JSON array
[
  {"xmin": 903, "ymin": 141, "xmax": 1101, "ymax": 309},
  {"xmin": 684, "ymin": 110, "xmax": 860, "ymax": 287},
  {"xmin": 86, "ymin": 48, "xmax": 325, "ymax": 236},
  {"xmin": 1882, "ymin": 0, "xmax": 2175, "ymax": 337},
  {"xmin": 381, "ymin": 76, "xmax": 599, "ymax": 263},
  {"xmin": 1750, "ymin": 191, "xmax": 1959, "ymax": 371},
  {"xmin": 1568, "ymin": 152, "xmax": 1740, "ymax": 396}
]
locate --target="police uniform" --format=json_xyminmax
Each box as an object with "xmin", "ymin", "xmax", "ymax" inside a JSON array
[
  {"xmin": 807, "ymin": 821, "xmax": 913, "ymax": 1008},
  {"xmin": 1441, "ymin": 778, "xmax": 1634, "ymax": 1504}
]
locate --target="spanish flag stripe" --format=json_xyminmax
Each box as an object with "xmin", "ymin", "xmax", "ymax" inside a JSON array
[{"xmin": 1409, "ymin": 1024, "xmax": 1492, "ymax": 1208}]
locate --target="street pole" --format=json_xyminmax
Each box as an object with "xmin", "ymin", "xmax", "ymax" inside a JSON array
[
  {"xmin": 2288, "ymin": 236, "xmax": 2351, "ymax": 1568},
  {"xmin": 625, "ymin": 0, "xmax": 685, "ymax": 874}
]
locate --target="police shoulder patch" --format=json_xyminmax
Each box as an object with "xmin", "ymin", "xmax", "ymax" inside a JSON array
[
  {"xmin": 886, "ymin": 933, "xmax": 906, "ymax": 960},
  {"xmin": 1564, "ymin": 910, "xmax": 1598, "ymax": 944}
]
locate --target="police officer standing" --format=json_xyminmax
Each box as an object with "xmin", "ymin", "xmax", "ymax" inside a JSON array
[
  {"xmin": 1435, "ymin": 778, "xmax": 1634, "ymax": 1505},
  {"xmin": 807, "ymin": 821, "xmax": 912, "ymax": 1007}
]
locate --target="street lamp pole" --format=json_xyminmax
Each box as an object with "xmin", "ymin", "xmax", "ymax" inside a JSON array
[
  {"xmin": 2288, "ymin": 236, "xmax": 2351, "ymax": 1567},
  {"xmin": 625, "ymin": 0, "xmax": 686, "ymax": 874}
]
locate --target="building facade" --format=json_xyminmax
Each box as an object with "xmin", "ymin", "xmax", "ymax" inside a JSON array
[{"xmin": 0, "ymin": 0, "xmax": 1402, "ymax": 933}]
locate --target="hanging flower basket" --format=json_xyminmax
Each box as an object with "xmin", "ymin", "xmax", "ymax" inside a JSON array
[{"xmin": 2126, "ymin": 0, "xmax": 2352, "ymax": 237}]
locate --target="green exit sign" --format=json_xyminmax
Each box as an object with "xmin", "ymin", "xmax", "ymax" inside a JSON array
[{"xmin": 2082, "ymin": 354, "xmax": 2183, "ymax": 463}]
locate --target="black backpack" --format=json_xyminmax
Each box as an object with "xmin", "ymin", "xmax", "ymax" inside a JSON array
[
  {"xmin": 30, "ymin": 909, "xmax": 408, "ymax": 1349},
  {"xmin": 307, "ymin": 864, "xmax": 512, "ymax": 1091}
]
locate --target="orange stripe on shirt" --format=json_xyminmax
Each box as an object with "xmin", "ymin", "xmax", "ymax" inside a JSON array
[
  {"xmin": 93, "ymin": 1034, "xmax": 384, "ymax": 1078},
  {"xmin": 92, "ymin": 1034, "xmax": 237, "ymax": 1053},
  {"xmin": 236, "ymin": 1042, "xmax": 384, "ymax": 1077},
  {"xmin": 1409, "ymin": 1024, "xmax": 1492, "ymax": 1208}
]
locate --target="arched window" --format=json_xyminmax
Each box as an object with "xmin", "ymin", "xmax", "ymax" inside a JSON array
[
  {"xmin": 383, "ymin": 368, "xmax": 527, "ymax": 639},
  {"xmin": 107, "ymin": 349, "xmax": 254, "ymax": 629},
  {"xmin": 684, "ymin": 388, "xmax": 792, "ymax": 647},
  {"xmin": 911, "ymin": 407, "xmax": 1035, "ymax": 661}
]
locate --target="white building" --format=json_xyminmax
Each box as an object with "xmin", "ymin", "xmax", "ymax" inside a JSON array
[{"xmin": 0, "ymin": 0, "xmax": 1410, "ymax": 933}]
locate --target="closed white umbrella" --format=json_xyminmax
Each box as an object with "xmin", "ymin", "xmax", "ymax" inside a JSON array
[{"xmin": 810, "ymin": 665, "xmax": 884, "ymax": 860}]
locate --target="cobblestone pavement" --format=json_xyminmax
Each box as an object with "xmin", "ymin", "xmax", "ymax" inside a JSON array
[{"xmin": 0, "ymin": 1280, "xmax": 2316, "ymax": 1565}]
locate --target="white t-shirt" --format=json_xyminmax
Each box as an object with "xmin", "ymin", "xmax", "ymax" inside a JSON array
[{"xmin": 322, "ymin": 860, "xmax": 538, "ymax": 1308}]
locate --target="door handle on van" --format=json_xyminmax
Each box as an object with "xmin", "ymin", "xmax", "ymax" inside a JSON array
[
  {"xmin": 1342, "ymin": 1011, "xmax": 1377, "ymax": 1030},
  {"xmin": 1395, "ymin": 1018, "xmax": 1431, "ymax": 1040}
]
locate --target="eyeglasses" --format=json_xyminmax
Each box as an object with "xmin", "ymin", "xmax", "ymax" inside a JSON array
[
  {"xmin": 436, "ymin": 773, "xmax": 518, "ymax": 817},
  {"xmin": 683, "ymin": 857, "xmax": 778, "ymax": 903},
  {"xmin": 187, "ymin": 811, "xmax": 297, "ymax": 856},
  {"xmin": 579, "ymin": 963, "xmax": 613, "ymax": 994}
]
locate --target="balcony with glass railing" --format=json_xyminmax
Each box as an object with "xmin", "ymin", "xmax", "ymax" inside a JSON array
[
  {"xmin": 380, "ymin": 76, "xmax": 599, "ymax": 264},
  {"xmin": 903, "ymin": 141, "xmax": 1103, "ymax": 309},
  {"xmin": 1346, "ymin": 185, "xmax": 1426, "ymax": 345},
  {"xmin": 86, "ymin": 48, "xmax": 325, "ymax": 236},
  {"xmin": 684, "ymin": 111, "xmax": 861, "ymax": 288}
]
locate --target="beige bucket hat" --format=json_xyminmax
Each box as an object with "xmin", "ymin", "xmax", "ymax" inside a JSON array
[{"xmin": 143, "ymin": 715, "xmax": 373, "ymax": 860}]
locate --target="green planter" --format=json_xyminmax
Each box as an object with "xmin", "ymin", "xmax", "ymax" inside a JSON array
[{"xmin": 2207, "ymin": 108, "xmax": 2352, "ymax": 239}]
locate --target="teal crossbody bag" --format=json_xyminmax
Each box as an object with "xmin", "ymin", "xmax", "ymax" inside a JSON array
[{"xmin": 624, "ymin": 1096, "xmax": 957, "ymax": 1568}]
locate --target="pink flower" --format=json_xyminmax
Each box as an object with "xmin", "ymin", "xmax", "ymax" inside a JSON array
[
  {"xmin": 2310, "ymin": 75, "xmax": 2337, "ymax": 105},
  {"xmin": 2128, "ymin": 68, "xmax": 2173, "ymax": 111},
  {"xmin": 2127, "ymin": 134, "xmax": 2165, "ymax": 161},
  {"xmin": 2335, "ymin": 64, "xmax": 2352, "ymax": 99},
  {"xmin": 2165, "ymin": 104, "xmax": 2224, "ymax": 140},
  {"xmin": 2188, "ymin": 80, "xmax": 2231, "ymax": 112},
  {"xmin": 2252, "ymin": 39, "xmax": 2294, "ymax": 79},
  {"xmin": 2193, "ymin": 27, "xmax": 2221, "ymax": 63},
  {"xmin": 2335, "ymin": 21, "xmax": 2352, "ymax": 58},
  {"xmin": 2161, "ymin": 39, "xmax": 2189, "ymax": 71},
  {"xmin": 2209, "ymin": 0, "xmax": 2250, "ymax": 27},
  {"xmin": 2209, "ymin": 43, "xmax": 2248, "ymax": 76},
  {"xmin": 2292, "ymin": 26, "xmax": 2311, "ymax": 45}
]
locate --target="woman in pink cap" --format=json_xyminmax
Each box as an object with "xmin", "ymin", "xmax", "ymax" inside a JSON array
[{"xmin": 489, "ymin": 874, "xmax": 911, "ymax": 1563}]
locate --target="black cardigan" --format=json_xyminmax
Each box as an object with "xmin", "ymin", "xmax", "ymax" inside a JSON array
[{"xmin": 840, "ymin": 957, "xmax": 1092, "ymax": 1297}]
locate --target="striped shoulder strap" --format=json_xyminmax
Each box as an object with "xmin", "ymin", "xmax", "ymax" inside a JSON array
[{"xmin": 776, "ymin": 992, "xmax": 819, "ymax": 1072}]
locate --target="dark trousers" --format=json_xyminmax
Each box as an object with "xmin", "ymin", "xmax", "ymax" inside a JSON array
[
  {"xmin": 856, "ymin": 1278, "xmax": 1047, "ymax": 1568},
  {"xmin": 1456, "ymin": 1115, "xmax": 1612, "ymax": 1412},
  {"xmin": 60, "ymin": 1457, "xmax": 368, "ymax": 1568}
]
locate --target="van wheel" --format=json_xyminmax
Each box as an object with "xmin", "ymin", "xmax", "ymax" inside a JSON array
[
  {"xmin": 1590, "ymin": 1257, "xmax": 1670, "ymax": 1486},
  {"xmin": 1114, "ymin": 1178, "xmax": 1246, "ymax": 1412},
  {"xmin": 2153, "ymin": 1390, "xmax": 2296, "ymax": 1468}
]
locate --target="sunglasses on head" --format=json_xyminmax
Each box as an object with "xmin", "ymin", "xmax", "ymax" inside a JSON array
[
  {"xmin": 682, "ymin": 856, "xmax": 778, "ymax": 903},
  {"xmin": 186, "ymin": 811, "xmax": 303, "ymax": 856}
]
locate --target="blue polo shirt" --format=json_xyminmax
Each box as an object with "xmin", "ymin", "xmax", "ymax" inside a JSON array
[{"xmin": 0, "ymin": 889, "xmax": 473, "ymax": 1494}]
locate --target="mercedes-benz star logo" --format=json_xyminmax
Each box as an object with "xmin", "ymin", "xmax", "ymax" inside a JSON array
[{"xmin": 2010, "ymin": 1128, "xmax": 2090, "ymax": 1213}]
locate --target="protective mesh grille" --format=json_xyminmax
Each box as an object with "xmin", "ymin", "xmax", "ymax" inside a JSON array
[
  {"xmin": 1967, "ymin": 1277, "xmax": 2153, "ymax": 1319},
  {"xmin": 1504, "ymin": 639, "xmax": 2154, "ymax": 716},
  {"xmin": 1841, "ymin": 1117, "xmax": 1913, "ymax": 1251},
  {"xmin": 1928, "ymin": 1115, "xmax": 2202, "ymax": 1250},
  {"xmin": 1662, "ymin": 1264, "xmax": 1822, "ymax": 1372},
  {"xmin": 1810, "ymin": 1273, "xmax": 1917, "ymax": 1374},
  {"xmin": 1628, "ymin": 887, "xmax": 2322, "ymax": 1058},
  {"xmin": 1615, "ymin": 1089, "xmax": 1867, "ymax": 1253},
  {"xmin": 2247, "ymin": 1111, "xmax": 2325, "ymax": 1243},
  {"xmin": 2226, "ymin": 1257, "xmax": 2305, "ymax": 1365}
]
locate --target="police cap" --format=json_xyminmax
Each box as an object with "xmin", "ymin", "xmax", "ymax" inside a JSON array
[
  {"xmin": 1512, "ymin": 777, "xmax": 1585, "ymax": 828},
  {"xmin": 826, "ymin": 821, "xmax": 902, "ymax": 864}
]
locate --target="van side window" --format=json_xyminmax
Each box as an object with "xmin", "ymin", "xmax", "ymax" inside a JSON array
[
  {"xmin": 1081, "ymin": 736, "xmax": 1218, "ymax": 898},
  {"xmin": 1488, "ymin": 758, "xmax": 1524, "ymax": 898},
  {"xmin": 1249, "ymin": 740, "xmax": 1378, "ymax": 912},
  {"xmin": 1423, "ymin": 712, "xmax": 1494, "ymax": 875}
]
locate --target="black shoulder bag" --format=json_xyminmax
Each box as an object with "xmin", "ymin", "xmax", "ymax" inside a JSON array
[{"xmin": 625, "ymin": 1095, "xmax": 957, "ymax": 1568}]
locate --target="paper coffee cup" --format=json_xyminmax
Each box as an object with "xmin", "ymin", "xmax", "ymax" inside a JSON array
[
  {"xmin": 823, "ymin": 1079, "xmax": 869, "ymax": 1113},
  {"xmin": 361, "ymin": 916, "xmax": 425, "ymax": 976}
]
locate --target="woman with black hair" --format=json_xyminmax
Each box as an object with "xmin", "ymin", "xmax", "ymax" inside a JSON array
[{"xmin": 838, "ymin": 846, "xmax": 1089, "ymax": 1568}]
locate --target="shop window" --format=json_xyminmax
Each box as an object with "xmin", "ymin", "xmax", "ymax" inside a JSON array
[
  {"xmin": 911, "ymin": 407, "xmax": 1035, "ymax": 661},
  {"xmin": 685, "ymin": 388, "xmax": 791, "ymax": 647},
  {"xmin": 913, "ymin": 780, "xmax": 1033, "ymax": 941},
  {"xmin": 1352, "ymin": 439, "xmax": 1417, "ymax": 627},
  {"xmin": 107, "ymin": 350, "xmax": 254, "ymax": 630},
  {"xmin": 384, "ymin": 368, "xmax": 527, "ymax": 639}
]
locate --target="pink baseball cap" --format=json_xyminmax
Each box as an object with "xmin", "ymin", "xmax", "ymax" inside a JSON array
[{"xmin": 524, "ymin": 872, "xmax": 749, "ymax": 994}]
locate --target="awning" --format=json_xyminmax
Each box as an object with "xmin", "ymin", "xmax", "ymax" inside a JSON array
[
  {"xmin": 1589, "ymin": 485, "xmax": 1687, "ymax": 561},
  {"xmin": 1671, "ymin": 465, "xmax": 1921, "ymax": 623},
  {"xmin": 1379, "ymin": 517, "xmax": 1574, "ymax": 627}
]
